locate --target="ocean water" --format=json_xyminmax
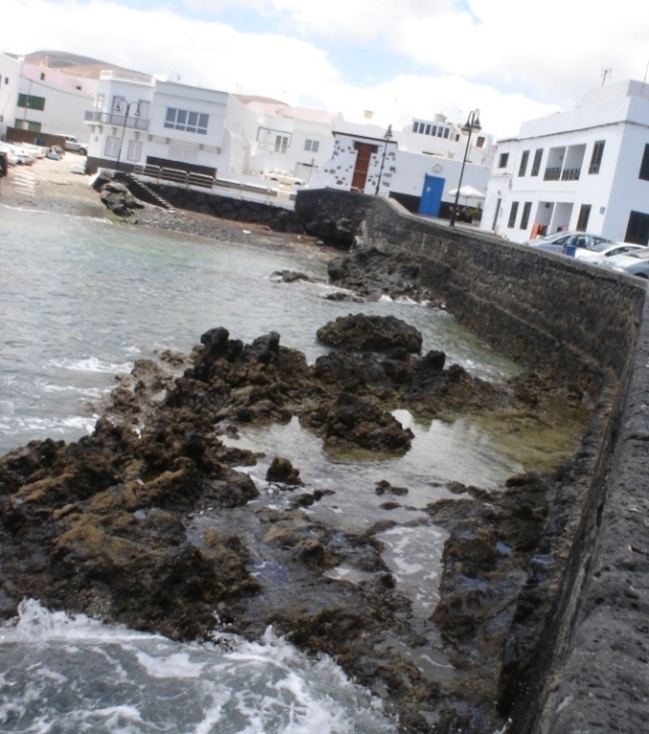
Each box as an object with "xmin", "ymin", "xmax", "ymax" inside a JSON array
[
  {"xmin": 0, "ymin": 204, "xmax": 524, "ymax": 732},
  {"xmin": 0, "ymin": 600, "xmax": 396, "ymax": 734}
]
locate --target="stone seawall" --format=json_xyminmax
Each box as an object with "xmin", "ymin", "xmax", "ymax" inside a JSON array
[{"xmin": 296, "ymin": 188, "xmax": 649, "ymax": 733}]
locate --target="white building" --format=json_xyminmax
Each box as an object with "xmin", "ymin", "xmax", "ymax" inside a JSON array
[
  {"xmin": 236, "ymin": 96, "xmax": 336, "ymax": 183},
  {"xmin": 85, "ymin": 70, "xmax": 231, "ymax": 178},
  {"xmin": 307, "ymin": 114, "xmax": 495, "ymax": 217},
  {"xmin": 84, "ymin": 73, "xmax": 336, "ymax": 199},
  {"xmin": 481, "ymin": 79, "xmax": 649, "ymax": 245},
  {"xmin": 16, "ymin": 60, "xmax": 95, "ymax": 141},
  {"xmin": 0, "ymin": 52, "xmax": 96, "ymax": 144},
  {"xmin": 0, "ymin": 54, "xmax": 21, "ymax": 140}
]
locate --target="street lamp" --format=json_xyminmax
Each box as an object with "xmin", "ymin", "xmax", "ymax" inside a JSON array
[
  {"xmin": 115, "ymin": 100, "xmax": 141, "ymax": 173},
  {"xmin": 375, "ymin": 124, "xmax": 393, "ymax": 196},
  {"xmin": 449, "ymin": 109, "xmax": 481, "ymax": 227}
]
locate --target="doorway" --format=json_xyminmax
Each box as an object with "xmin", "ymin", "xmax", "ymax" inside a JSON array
[
  {"xmin": 352, "ymin": 142, "xmax": 377, "ymax": 191},
  {"xmin": 418, "ymin": 174, "xmax": 445, "ymax": 217}
]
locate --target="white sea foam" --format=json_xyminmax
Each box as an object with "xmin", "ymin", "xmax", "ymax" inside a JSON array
[
  {"xmin": 15, "ymin": 414, "xmax": 97, "ymax": 436},
  {"xmin": 46, "ymin": 356, "xmax": 134, "ymax": 374},
  {"xmin": 0, "ymin": 601, "xmax": 397, "ymax": 733}
]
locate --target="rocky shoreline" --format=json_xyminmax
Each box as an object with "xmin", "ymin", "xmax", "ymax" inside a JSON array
[{"xmin": 0, "ymin": 166, "xmax": 593, "ymax": 731}]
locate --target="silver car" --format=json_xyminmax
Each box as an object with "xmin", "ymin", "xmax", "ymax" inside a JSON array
[
  {"xmin": 574, "ymin": 242, "xmax": 645, "ymax": 264},
  {"xmin": 601, "ymin": 248, "xmax": 649, "ymax": 278},
  {"xmin": 528, "ymin": 232, "xmax": 614, "ymax": 255}
]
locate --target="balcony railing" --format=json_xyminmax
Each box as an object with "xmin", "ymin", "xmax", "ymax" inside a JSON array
[
  {"xmin": 84, "ymin": 110, "xmax": 149, "ymax": 131},
  {"xmin": 543, "ymin": 166, "xmax": 581, "ymax": 181},
  {"xmin": 561, "ymin": 167, "xmax": 581, "ymax": 181}
]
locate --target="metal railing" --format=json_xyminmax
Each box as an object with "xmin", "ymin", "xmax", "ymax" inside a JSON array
[
  {"xmin": 543, "ymin": 166, "xmax": 581, "ymax": 181},
  {"xmin": 126, "ymin": 164, "xmax": 302, "ymax": 206},
  {"xmin": 133, "ymin": 164, "xmax": 215, "ymax": 189},
  {"xmin": 543, "ymin": 167, "xmax": 561, "ymax": 181},
  {"xmin": 561, "ymin": 167, "xmax": 581, "ymax": 181},
  {"xmin": 84, "ymin": 111, "xmax": 149, "ymax": 131}
]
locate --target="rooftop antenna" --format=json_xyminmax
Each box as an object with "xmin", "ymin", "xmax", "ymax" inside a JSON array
[{"xmin": 601, "ymin": 67, "xmax": 612, "ymax": 86}]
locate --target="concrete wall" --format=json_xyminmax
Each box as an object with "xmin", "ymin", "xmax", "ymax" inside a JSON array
[{"xmin": 296, "ymin": 188, "xmax": 649, "ymax": 733}]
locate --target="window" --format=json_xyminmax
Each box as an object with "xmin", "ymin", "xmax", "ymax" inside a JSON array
[
  {"xmin": 17, "ymin": 93, "xmax": 45, "ymax": 111},
  {"xmin": 498, "ymin": 152, "xmax": 509, "ymax": 168},
  {"xmin": 576, "ymin": 205, "xmax": 591, "ymax": 231},
  {"xmin": 14, "ymin": 119, "xmax": 41, "ymax": 132},
  {"xmin": 520, "ymin": 202, "xmax": 532, "ymax": 230},
  {"xmin": 274, "ymin": 135, "xmax": 289, "ymax": 153},
  {"xmin": 518, "ymin": 150, "xmax": 530, "ymax": 177},
  {"xmin": 507, "ymin": 201, "xmax": 519, "ymax": 228},
  {"xmin": 443, "ymin": 128, "xmax": 450, "ymax": 139},
  {"xmin": 589, "ymin": 141, "xmax": 605, "ymax": 174},
  {"xmin": 476, "ymin": 136, "xmax": 485, "ymax": 148},
  {"xmin": 127, "ymin": 140, "xmax": 142, "ymax": 162},
  {"xmin": 105, "ymin": 136, "xmax": 120, "ymax": 157},
  {"xmin": 531, "ymin": 149, "xmax": 543, "ymax": 176},
  {"xmin": 305, "ymin": 139, "xmax": 319, "ymax": 153},
  {"xmin": 639, "ymin": 144, "xmax": 649, "ymax": 181},
  {"xmin": 164, "ymin": 107, "xmax": 208, "ymax": 135}
]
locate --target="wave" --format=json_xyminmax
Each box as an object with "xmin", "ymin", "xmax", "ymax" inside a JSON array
[{"xmin": 0, "ymin": 600, "xmax": 397, "ymax": 734}]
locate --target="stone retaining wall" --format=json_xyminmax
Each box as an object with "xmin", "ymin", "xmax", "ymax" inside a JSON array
[{"xmin": 296, "ymin": 188, "xmax": 649, "ymax": 733}]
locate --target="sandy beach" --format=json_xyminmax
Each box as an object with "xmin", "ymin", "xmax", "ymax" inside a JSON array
[{"xmin": 0, "ymin": 153, "xmax": 334, "ymax": 259}]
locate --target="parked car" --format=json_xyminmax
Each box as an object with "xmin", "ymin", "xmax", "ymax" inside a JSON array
[
  {"xmin": 0, "ymin": 141, "xmax": 36, "ymax": 165},
  {"xmin": 528, "ymin": 232, "xmax": 615, "ymax": 255},
  {"xmin": 266, "ymin": 170, "xmax": 305, "ymax": 187},
  {"xmin": 574, "ymin": 242, "xmax": 646, "ymax": 264},
  {"xmin": 600, "ymin": 248, "xmax": 649, "ymax": 278},
  {"xmin": 524, "ymin": 230, "xmax": 576, "ymax": 247},
  {"xmin": 60, "ymin": 135, "xmax": 88, "ymax": 155}
]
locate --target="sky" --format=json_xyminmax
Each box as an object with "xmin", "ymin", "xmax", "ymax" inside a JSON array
[{"xmin": 4, "ymin": 0, "xmax": 649, "ymax": 139}]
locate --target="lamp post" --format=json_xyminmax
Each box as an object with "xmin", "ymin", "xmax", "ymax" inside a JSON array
[
  {"xmin": 375, "ymin": 124, "xmax": 393, "ymax": 195},
  {"xmin": 115, "ymin": 100, "xmax": 140, "ymax": 173},
  {"xmin": 449, "ymin": 109, "xmax": 481, "ymax": 227}
]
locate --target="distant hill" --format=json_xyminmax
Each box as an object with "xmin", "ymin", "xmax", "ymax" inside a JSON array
[{"xmin": 15, "ymin": 50, "xmax": 143, "ymax": 79}]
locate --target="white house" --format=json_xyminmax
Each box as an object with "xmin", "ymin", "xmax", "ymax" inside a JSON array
[
  {"xmin": 0, "ymin": 53, "xmax": 21, "ymax": 140},
  {"xmin": 16, "ymin": 59, "xmax": 96, "ymax": 141},
  {"xmin": 235, "ymin": 96, "xmax": 336, "ymax": 183},
  {"xmin": 307, "ymin": 114, "xmax": 495, "ymax": 218},
  {"xmin": 480, "ymin": 79, "xmax": 649, "ymax": 245},
  {"xmin": 84, "ymin": 73, "xmax": 336, "ymax": 201},
  {"xmin": 85, "ymin": 70, "xmax": 233, "ymax": 178}
]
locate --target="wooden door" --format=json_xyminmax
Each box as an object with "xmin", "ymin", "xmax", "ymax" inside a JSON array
[{"xmin": 352, "ymin": 143, "xmax": 377, "ymax": 192}]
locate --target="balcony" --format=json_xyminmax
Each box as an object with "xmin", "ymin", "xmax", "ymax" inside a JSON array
[
  {"xmin": 543, "ymin": 166, "xmax": 581, "ymax": 182},
  {"xmin": 561, "ymin": 167, "xmax": 581, "ymax": 181},
  {"xmin": 84, "ymin": 110, "xmax": 149, "ymax": 131},
  {"xmin": 543, "ymin": 167, "xmax": 561, "ymax": 181}
]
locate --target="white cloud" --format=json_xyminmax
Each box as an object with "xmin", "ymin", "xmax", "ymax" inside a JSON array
[{"xmin": 2, "ymin": 0, "xmax": 648, "ymax": 139}]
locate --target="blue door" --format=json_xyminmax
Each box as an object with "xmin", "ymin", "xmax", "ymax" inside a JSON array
[{"xmin": 418, "ymin": 175, "xmax": 445, "ymax": 217}]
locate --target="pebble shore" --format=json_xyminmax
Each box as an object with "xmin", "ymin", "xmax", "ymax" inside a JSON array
[{"xmin": 0, "ymin": 154, "xmax": 334, "ymax": 260}]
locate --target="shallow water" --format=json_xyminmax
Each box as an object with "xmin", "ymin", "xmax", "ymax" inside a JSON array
[
  {"xmin": 0, "ymin": 204, "xmax": 576, "ymax": 731},
  {"xmin": 0, "ymin": 206, "xmax": 518, "ymax": 455}
]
